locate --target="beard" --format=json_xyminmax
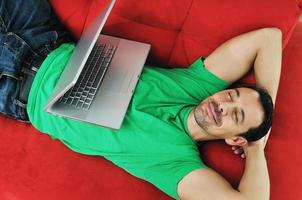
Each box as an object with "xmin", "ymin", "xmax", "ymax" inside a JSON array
[
  {"xmin": 193, "ymin": 98, "xmax": 221, "ymax": 132},
  {"xmin": 193, "ymin": 104, "xmax": 211, "ymax": 132}
]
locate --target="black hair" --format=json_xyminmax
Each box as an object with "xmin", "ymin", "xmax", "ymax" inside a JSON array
[{"xmin": 233, "ymin": 83, "xmax": 274, "ymax": 142}]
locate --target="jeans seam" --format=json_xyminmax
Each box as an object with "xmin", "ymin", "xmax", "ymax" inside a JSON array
[
  {"xmin": 0, "ymin": 4, "xmax": 8, "ymax": 32},
  {"xmin": 0, "ymin": 15, "xmax": 6, "ymax": 31}
]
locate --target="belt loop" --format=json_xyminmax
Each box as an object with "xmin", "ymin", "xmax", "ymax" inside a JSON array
[
  {"xmin": 21, "ymin": 67, "xmax": 36, "ymax": 77},
  {"xmin": 31, "ymin": 66, "xmax": 38, "ymax": 72}
]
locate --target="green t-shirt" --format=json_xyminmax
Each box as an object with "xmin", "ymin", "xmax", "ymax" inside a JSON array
[{"xmin": 27, "ymin": 44, "xmax": 229, "ymax": 199}]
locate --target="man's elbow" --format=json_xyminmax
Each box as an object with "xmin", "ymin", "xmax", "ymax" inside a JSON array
[
  {"xmin": 263, "ymin": 27, "xmax": 282, "ymax": 41},
  {"xmin": 240, "ymin": 192, "xmax": 269, "ymax": 200}
]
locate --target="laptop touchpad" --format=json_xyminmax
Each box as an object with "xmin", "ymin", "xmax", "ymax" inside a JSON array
[{"xmin": 100, "ymin": 64, "xmax": 133, "ymax": 93}]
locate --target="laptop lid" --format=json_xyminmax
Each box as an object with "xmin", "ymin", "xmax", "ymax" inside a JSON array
[{"xmin": 44, "ymin": 0, "xmax": 116, "ymax": 110}]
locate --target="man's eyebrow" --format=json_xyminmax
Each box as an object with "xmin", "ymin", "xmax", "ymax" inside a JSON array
[
  {"xmin": 233, "ymin": 88, "xmax": 244, "ymax": 124},
  {"xmin": 234, "ymin": 88, "xmax": 240, "ymax": 98}
]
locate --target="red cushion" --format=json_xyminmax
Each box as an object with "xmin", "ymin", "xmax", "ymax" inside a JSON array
[{"xmin": 1, "ymin": 0, "xmax": 302, "ymax": 199}]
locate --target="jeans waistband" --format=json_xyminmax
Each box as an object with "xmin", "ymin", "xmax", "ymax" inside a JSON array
[{"xmin": 19, "ymin": 37, "xmax": 69, "ymax": 109}]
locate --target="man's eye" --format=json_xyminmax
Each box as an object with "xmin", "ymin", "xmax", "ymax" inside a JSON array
[
  {"xmin": 232, "ymin": 112, "xmax": 238, "ymax": 124},
  {"xmin": 228, "ymin": 92, "xmax": 233, "ymax": 101}
]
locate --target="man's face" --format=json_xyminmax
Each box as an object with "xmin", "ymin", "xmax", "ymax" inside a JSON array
[{"xmin": 194, "ymin": 87, "xmax": 264, "ymax": 139}]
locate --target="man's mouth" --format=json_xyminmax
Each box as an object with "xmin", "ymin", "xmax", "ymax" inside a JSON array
[{"xmin": 206, "ymin": 101, "xmax": 217, "ymax": 124}]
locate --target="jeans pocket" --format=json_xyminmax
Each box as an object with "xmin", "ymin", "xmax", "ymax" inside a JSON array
[
  {"xmin": 4, "ymin": 32, "xmax": 26, "ymax": 54},
  {"xmin": 0, "ymin": 71, "xmax": 20, "ymax": 117},
  {"xmin": 0, "ymin": 32, "xmax": 38, "ymax": 73}
]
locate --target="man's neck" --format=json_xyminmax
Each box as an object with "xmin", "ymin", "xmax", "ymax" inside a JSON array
[{"xmin": 187, "ymin": 108, "xmax": 219, "ymax": 141}]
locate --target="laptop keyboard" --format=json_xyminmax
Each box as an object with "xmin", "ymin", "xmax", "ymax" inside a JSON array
[{"xmin": 59, "ymin": 43, "xmax": 117, "ymax": 110}]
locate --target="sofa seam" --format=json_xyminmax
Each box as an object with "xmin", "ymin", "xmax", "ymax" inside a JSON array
[
  {"xmin": 112, "ymin": 12, "xmax": 180, "ymax": 32},
  {"xmin": 80, "ymin": 2, "xmax": 96, "ymax": 37},
  {"xmin": 167, "ymin": 0, "xmax": 194, "ymax": 66},
  {"xmin": 283, "ymin": 13, "xmax": 302, "ymax": 50},
  {"xmin": 109, "ymin": 12, "xmax": 175, "ymax": 31}
]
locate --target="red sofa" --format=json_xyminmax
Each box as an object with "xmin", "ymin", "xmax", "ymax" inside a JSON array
[{"xmin": 1, "ymin": 0, "xmax": 302, "ymax": 199}]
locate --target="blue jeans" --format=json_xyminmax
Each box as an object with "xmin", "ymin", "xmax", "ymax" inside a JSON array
[{"xmin": 0, "ymin": 0, "xmax": 73, "ymax": 122}]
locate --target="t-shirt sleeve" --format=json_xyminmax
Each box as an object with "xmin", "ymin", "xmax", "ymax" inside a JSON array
[
  {"xmin": 105, "ymin": 152, "xmax": 206, "ymax": 200},
  {"xmin": 141, "ymin": 158, "xmax": 205, "ymax": 200},
  {"xmin": 161, "ymin": 56, "xmax": 230, "ymax": 101},
  {"xmin": 188, "ymin": 56, "xmax": 229, "ymax": 92}
]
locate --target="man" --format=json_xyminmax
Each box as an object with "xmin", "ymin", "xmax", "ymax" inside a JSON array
[
  {"xmin": 178, "ymin": 28, "xmax": 281, "ymax": 200},
  {"xmin": 0, "ymin": 0, "xmax": 282, "ymax": 200}
]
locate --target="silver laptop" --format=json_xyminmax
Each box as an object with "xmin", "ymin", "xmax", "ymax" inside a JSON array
[{"xmin": 44, "ymin": 0, "xmax": 151, "ymax": 129}]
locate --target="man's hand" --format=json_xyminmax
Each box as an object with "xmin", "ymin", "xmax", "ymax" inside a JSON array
[{"xmin": 232, "ymin": 130, "xmax": 269, "ymax": 158}]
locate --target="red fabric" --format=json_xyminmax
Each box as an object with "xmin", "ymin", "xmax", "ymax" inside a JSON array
[{"xmin": 1, "ymin": 0, "xmax": 302, "ymax": 199}]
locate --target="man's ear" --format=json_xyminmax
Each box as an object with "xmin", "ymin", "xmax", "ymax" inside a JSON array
[{"xmin": 225, "ymin": 136, "xmax": 247, "ymax": 146}]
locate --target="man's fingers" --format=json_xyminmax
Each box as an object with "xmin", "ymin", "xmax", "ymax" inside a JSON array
[
  {"xmin": 232, "ymin": 146, "xmax": 240, "ymax": 150},
  {"xmin": 234, "ymin": 148, "xmax": 244, "ymax": 154},
  {"xmin": 231, "ymin": 146, "xmax": 246, "ymax": 158},
  {"xmin": 232, "ymin": 146, "xmax": 244, "ymax": 154}
]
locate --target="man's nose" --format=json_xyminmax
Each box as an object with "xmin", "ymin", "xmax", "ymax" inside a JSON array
[{"xmin": 218, "ymin": 102, "xmax": 233, "ymax": 116}]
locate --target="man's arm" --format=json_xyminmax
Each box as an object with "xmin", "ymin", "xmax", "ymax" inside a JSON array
[
  {"xmin": 177, "ymin": 143, "xmax": 268, "ymax": 200},
  {"xmin": 203, "ymin": 27, "xmax": 282, "ymax": 147},
  {"xmin": 203, "ymin": 27, "xmax": 282, "ymax": 105}
]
